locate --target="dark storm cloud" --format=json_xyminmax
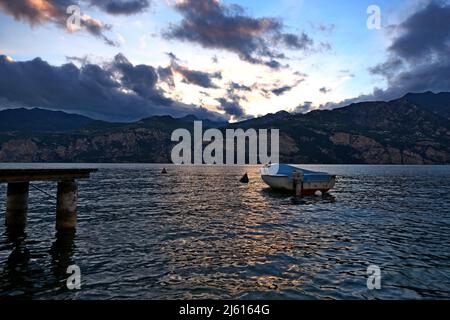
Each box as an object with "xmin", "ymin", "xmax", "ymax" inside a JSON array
[
  {"xmin": 214, "ymin": 81, "xmax": 254, "ymax": 120},
  {"xmin": 0, "ymin": 54, "xmax": 225, "ymax": 122},
  {"xmin": 174, "ymin": 64, "xmax": 222, "ymax": 89},
  {"xmin": 324, "ymin": 1, "xmax": 450, "ymax": 111},
  {"xmin": 90, "ymin": 0, "xmax": 150, "ymax": 15},
  {"xmin": 388, "ymin": 1, "xmax": 450, "ymax": 63},
  {"xmin": 164, "ymin": 0, "xmax": 313, "ymax": 69},
  {"xmin": 111, "ymin": 53, "xmax": 167, "ymax": 101},
  {"xmin": 157, "ymin": 66, "xmax": 175, "ymax": 88},
  {"xmin": 0, "ymin": 0, "xmax": 151, "ymax": 45},
  {"xmin": 369, "ymin": 1, "xmax": 450, "ymax": 100},
  {"xmin": 369, "ymin": 58, "xmax": 403, "ymax": 78},
  {"xmin": 157, "ymin": 53, "xmax": 222, "ymax": 89},
  {"xmin": 225, "ymin": 82, "xmax": 248, "ymax": 103},
  {"xmin": 216, "ymin": 98, "xmax": 245, "ymax": 119}
]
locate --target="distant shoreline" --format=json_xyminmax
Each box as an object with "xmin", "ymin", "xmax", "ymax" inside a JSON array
[{"xmin": 0, "ymin": 163, "xmax": 449, "ymax": 167}]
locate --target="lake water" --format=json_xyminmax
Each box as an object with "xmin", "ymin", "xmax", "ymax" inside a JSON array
[{"xmin": 0, "ymin": 164, "xmax": 449, "ymax": 299}]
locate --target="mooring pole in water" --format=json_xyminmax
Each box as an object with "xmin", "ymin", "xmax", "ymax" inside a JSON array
[
  {"xmin": 5, "ymin": 182, "xmax": 30, "ymax": 227},
  {"xmin": 56, "ymin": 180, "xmax": 78, "ymax": 230},
  {"xmin": 293, "ymin": 171, "xmax": 304, "ymax": 197}
]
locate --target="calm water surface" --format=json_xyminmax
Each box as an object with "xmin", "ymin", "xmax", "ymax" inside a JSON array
[{"xmin": 0, "ymin": 164, "xmax": 449, "ymax": 299}]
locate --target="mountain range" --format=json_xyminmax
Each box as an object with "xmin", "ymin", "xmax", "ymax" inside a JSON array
[
  {"xmin": 0, "ymin": 91, "xmax": 449, "ymax": 164},
  {"xmin": 0, "ymin": 108, "xmax": 94, "ymax": 132}
]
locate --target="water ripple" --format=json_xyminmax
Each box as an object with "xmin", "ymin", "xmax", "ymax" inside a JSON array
[{"xmin": 0, "ymin": 164, "xmax": 449, "ymax": 299}]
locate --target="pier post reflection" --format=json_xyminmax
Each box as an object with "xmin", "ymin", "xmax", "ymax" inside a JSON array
[
  {"xmin": 0, "ymin": 226, "xmax": 31, "ymax": 296},
  {"xmin": 50, "ymin": 229, "xmax": 76, "ymax": 279},
  {"xmin": 0, "ymin": 227, "xmax": 77, "ymax": 297}
]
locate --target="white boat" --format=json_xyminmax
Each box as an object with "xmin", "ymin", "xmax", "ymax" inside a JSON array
[{"xmin": 260, "ymin": 163, "xmax": 336, "ymax": 195}]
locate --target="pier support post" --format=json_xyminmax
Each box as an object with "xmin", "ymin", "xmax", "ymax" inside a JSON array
[
  {"xmin": 56, "ymin": 180, "xmax": 78, "ymax": 230},
  {"xmin": 5, "ymin": 182, "xmax": 29, "ymax": 227}
]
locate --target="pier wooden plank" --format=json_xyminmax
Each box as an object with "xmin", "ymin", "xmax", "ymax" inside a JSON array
[{"xmin": 0, "ymin": 169, "xmax": 97, "ymax": 183}]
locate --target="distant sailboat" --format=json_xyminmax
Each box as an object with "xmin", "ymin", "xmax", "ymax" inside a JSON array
[{"xmin": 260, "ymin": 163, "xmax": 336, "ymax": 196}]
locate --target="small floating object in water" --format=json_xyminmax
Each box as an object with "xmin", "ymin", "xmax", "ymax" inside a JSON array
[
  {"xmin": 161, "ymin": 168, "xmax": 168, "ymax": 174},
  {"xmin": 240, "ymin": 173, "xmax": 249, "ymax": 184},
  {"xmin": 314, "ymin": 190, "xmax": 323, "ymax": 197}
]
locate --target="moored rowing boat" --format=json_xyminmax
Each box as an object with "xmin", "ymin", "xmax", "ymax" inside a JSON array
[{"xmin": 260, "ymin": 163, "xmax": 336, "ymax": 195}]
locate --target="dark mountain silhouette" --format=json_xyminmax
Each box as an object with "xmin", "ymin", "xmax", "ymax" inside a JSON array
[
  {"xmin": 0, "ymin": 108, "xmax": 94, "ymax": 132},
  {"xmin": 0, "ymin": 92, "xmax": 449, "ymax": 164},
  {"xmin": 402, "ymin": 91, "xmax": 450, "ymax": 119}
]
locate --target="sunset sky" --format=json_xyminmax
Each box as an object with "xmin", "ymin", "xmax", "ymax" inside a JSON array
[{"xmin": 0, "ymin": 0, "xmax": 448, "ymax": 122}]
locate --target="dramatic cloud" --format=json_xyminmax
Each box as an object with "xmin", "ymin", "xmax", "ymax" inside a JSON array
[
  {"xmin": 322, "ymin": 1, "xmax": 450, "ymax": 111},
  {"xmin": 157, "ymin": 66, "xmax": 175, "ymax": 88},
  {"xmin": 0, "ymin": 54, "xmax": 225, "ymax": 122},
  {"xmin": 0, "ymin": 0, "xmax": 151, "ymax": 45},
  {"xmin": 158, "ymin": 53, "xmax": 222, "ymax": 89},
  {"xmin": 173, "ymin": 63, "xmax": 222, "ymax": 89},
  {"xmin": 365, "ymin": 1, "xmax": 450, "ymax": 102},
  {"xmin": 164, "ymin": 0, "xmax": 313, "ymax": 69},
  {"xmin": 213, "ymin": 81, "xmax": 253, "ymax": 120},
  {"xmin": 111, "ymin": 53, "xmax": 162, "ymax": 99},
  {"xmin": 90, "ymin": 0, "xmax": 150, "ymax": 15},
  {"xmin": 216, "ymin": 97, "xmax": 245, "ymax": 119},
  {"xmin": 369, "ymin": 59, "xmax": 403, "ymax": 78}
]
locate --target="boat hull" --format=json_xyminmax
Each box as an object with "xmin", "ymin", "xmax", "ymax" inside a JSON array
[{"xmin": 261, "ymin": 174, "xmax": 336, "ymax": 195}]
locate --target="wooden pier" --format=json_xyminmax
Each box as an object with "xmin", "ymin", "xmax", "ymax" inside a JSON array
[{"xmin": 0, "ymin": 168, "xmax": 97, "ymax": 230}]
